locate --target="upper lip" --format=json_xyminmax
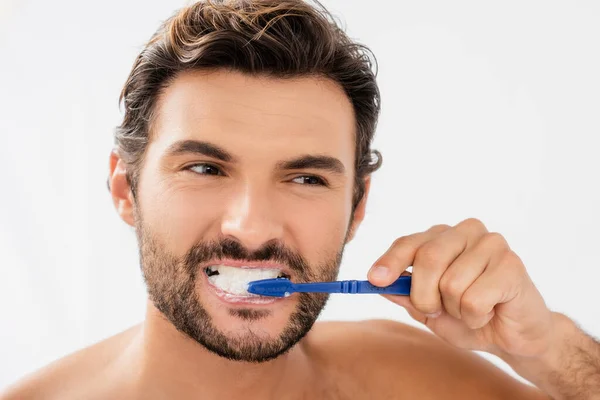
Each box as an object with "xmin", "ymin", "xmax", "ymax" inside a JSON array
[{"xmin": 201, "ymin": 259, "xmax": 293, "ymax": 277}]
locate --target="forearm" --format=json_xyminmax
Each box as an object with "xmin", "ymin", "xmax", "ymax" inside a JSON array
[{"xmin": 501, "ymin": 312, "xmax": 600, "ymax": 400}]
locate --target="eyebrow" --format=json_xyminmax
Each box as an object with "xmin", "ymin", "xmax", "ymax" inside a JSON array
[
  {"xmin": 276, "ymin": 155, "xmax": 346, "ymax": 175},
  {"xmin": 164, "ymin": 139, "xmax": 346, "ymax": 175},
  {"xmin": 164, "ymin": 139, "xmax": 236, "ymax": 163}
]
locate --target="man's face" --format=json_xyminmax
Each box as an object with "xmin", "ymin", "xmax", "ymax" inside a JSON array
[{"xmin": 128, "ymin": 70, "xmax": 362, "ymax": 362}]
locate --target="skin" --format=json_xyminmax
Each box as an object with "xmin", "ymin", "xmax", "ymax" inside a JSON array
[{"xmin": 3, "ymin": 69, "xmax": 591, "ymax": 399}]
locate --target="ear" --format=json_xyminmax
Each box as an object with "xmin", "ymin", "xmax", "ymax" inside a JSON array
[
  {"xmin": 345, "ymin": 175, "xmax": 371, "ymax": 243},
  {"xmin": 109, "ymin": 150, "xmax": 136, "ymax": 227}
]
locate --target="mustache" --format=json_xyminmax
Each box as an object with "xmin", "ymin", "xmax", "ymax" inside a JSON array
[{"xmin": 183, "ymin": 237, "xmax": 309, "ymax": 275}]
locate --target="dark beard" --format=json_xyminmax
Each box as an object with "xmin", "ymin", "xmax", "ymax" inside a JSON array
[{"xmin": 134, "ymin": 212, "xmax": 344, "ymax": 363}]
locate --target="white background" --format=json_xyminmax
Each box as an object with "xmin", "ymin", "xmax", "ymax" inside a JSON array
[{"xmin": 1, "ymin": 0, "xmax": 599, "ymax": 389}]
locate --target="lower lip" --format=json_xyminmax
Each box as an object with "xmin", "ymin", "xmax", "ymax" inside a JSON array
[{"xmin": 202, "ymin": 271, "xmax": 283, "ymax": 305}]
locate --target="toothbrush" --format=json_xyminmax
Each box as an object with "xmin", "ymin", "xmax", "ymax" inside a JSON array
[{"xmin": 246, "ymin": 276, "xmax": 411, "ymax": 297}]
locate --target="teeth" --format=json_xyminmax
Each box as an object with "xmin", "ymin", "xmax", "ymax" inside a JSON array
[{"xmin": 206, "ymin": 265, "xmax": 285, "ymax": 296}]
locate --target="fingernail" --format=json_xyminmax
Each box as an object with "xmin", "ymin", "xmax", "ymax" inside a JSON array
[
  {"xmin": 370, "ymin": 266, "xmax": 390, "ymax": 280},
  {"xmin": 425, "ymin": 311, "xmax": 442, "ymax": 319}
]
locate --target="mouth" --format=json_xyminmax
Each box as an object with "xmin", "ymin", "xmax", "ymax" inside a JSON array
[{"xmin": 204, "ymin": 264, "xmax": 291, "ymax": 299}]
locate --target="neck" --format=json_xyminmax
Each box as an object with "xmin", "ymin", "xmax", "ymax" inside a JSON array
[{"xmin": 121, "ymin": 299, "xmax": 315, "ymax": 400}]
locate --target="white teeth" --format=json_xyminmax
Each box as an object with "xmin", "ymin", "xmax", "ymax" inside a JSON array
[{"xmin": 206, "ymin": 265, "xmax": 282, "ymax": 296}]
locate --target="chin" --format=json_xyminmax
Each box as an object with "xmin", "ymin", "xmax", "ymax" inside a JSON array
[{"xmin": 196, "ymin": 271, "xmax": 299, "ymax": 339}]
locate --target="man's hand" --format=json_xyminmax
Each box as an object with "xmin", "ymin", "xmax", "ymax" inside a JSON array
[
  {"xmin": 368, "ymin": 218, "xmax": 553, "ymax": 358},
  {"xmin": 368, "ymin": 218, "xmax": 600, "ymax": 399}
]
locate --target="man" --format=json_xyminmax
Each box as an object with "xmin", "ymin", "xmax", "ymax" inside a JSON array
[{"xmin": 2, "ymin": 0, "xmax": 599, "ymax": 398}]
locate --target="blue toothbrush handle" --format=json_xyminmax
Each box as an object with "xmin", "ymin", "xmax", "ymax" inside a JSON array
[
  {"xmin": 349, "ymin": 276, "xmax": 411, "ymax": 295},
  {"xmin": 292, "ymin": 276, "xmax": 411, "ymax": 296}
]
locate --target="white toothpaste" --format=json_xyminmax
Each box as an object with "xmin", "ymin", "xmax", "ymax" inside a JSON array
[{"xmin": 207, "ymin": 265, "xmax": 282, "ymax": 296}]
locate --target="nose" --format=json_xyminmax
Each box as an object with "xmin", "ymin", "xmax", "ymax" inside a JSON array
[{"xmin": 220, "ymin": 183, "xmax": 284, "ymax": 252}]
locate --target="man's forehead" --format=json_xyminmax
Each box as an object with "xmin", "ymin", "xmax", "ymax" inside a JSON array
[{"xmin": 150, "ymin": 69, "xmax": 356, "ymax": 155}]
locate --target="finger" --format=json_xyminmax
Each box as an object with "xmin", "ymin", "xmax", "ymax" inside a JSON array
[
  {"xmin": 453, "ymin": 218, "xmax": 490, "ymax": 240},
  {"xmin": 439, "ymin": 233, "xmax": 507, "ymax": 320},
  {"xmin": 381, "ymin": 293, "xmax": 428, "ymax": 325},
  {"xmin": 381, "ymin": 271, "xmax": 414, "ymax": 309},
  {"xmin": 410, "ymin": 227, "xmax": 472, "ymax": 316},
  {"xmin": 460, "ymin": 251, "xmax": 522, "ymax": 330},
  {"xmin": 368, "ymin": 224, "xmax": 450, "ymax": 286}
]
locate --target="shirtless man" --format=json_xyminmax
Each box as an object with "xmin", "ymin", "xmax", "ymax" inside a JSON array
[{"xmin": 3, "ymin": 1, "xmax": 599, "ymax": 399}]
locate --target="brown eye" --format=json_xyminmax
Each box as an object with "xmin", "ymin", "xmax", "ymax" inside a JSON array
[
  {"xmin": 187, "ymin": 163, "xmax": 223, "ymax": 176},
  {"xmin": 292, "ymin": 175, "xmax": 327, "ymax": 186}
]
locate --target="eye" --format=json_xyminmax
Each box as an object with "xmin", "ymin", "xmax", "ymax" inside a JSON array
[
  {"xmin": 185, "ymin": 163, "xmax": 224, "ymax": 176},
  {"xmin": 291, "ymin": 175, "xmax": 327, "ymax": 186}
]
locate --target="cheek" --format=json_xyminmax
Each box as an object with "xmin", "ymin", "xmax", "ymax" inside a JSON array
[
  {"xmin": 288, "ymin": 196, "xmax": 351, "ymax": 254},
  {"xmin": 140, "ymin": 185, "xmax": 218, "ymax": 255}
]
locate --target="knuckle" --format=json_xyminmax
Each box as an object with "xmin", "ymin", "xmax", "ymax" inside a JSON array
[
  {"xmin": 461, "ymin": 294, "xmax": 484, "ymax": 316},
  {"xmin": 392, "ymin": 236, "xmax": 411, "ymax": 248},
  {"xmin": 506, "ymin": 249, "xmax": 523, "ymax": 265},
  {"xmin": 461, "ymin": 217, "xmax": 486, "ymax": 231},
  {"xmin": 498, "ymin": 249, "xmax": 514, "ymax": 264},
  {"xmin": 428, "ymin": 224, "xmax": 451, "ymax": 232},
  {"xmin": 501, "ymin": 250, "xmax": 525, "ymax": 274},
  {"xmin": 391, "ymin": 234, "xmax": 421, "ymax": 250},
  {"xmin": 481, "ymin": 232, "xmax": 508, "ymax": 249},
  {"xmin": 439, "ymin": 274, "xmax": 463, "ymax": 298},
  {"xmin": 414, "ymin": 243, "xmax": 443, "ymax": 267}
]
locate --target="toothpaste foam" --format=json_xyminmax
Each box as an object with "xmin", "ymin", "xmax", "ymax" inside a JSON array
[{"xmin": 208, "ymin": 265, "xmax": 280, "ymax": 295}]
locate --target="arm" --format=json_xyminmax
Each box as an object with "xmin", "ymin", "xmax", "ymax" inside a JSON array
[
  {"xmin": 367, "ymin": 218, "xmax": 599, "ymax": 400},
  {"xmin": 500, "ymin": 312, "xmax": 600, "ymax": 400}
]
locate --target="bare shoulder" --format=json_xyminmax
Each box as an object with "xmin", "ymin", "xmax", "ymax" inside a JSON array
[
  {"xmin": 307, "ymin": 319, "xmax": 548, "ymax": 400},
  {"xmin": 0, "ymin": 324, "xmax": 140, "ymax": 400}
]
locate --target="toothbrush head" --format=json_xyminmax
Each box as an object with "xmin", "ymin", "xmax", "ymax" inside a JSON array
[{"xmin": 247, "ymin": 278, "xmax": 294, "ymax": 297}]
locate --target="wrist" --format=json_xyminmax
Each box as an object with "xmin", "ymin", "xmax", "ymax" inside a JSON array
[{"xmin": 500, "ymin": 312, "xmax": 577, "ymax": 385}]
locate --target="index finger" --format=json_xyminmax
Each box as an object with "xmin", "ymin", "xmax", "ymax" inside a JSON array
[{"xmin": 368, "ymin": 224, "xmax": 450, "ymax": 286}]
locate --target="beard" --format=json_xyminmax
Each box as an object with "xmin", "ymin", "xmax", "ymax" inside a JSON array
[{"xmin": 134, "ymin": 210, "xmax": 346, "ymax": 363}]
